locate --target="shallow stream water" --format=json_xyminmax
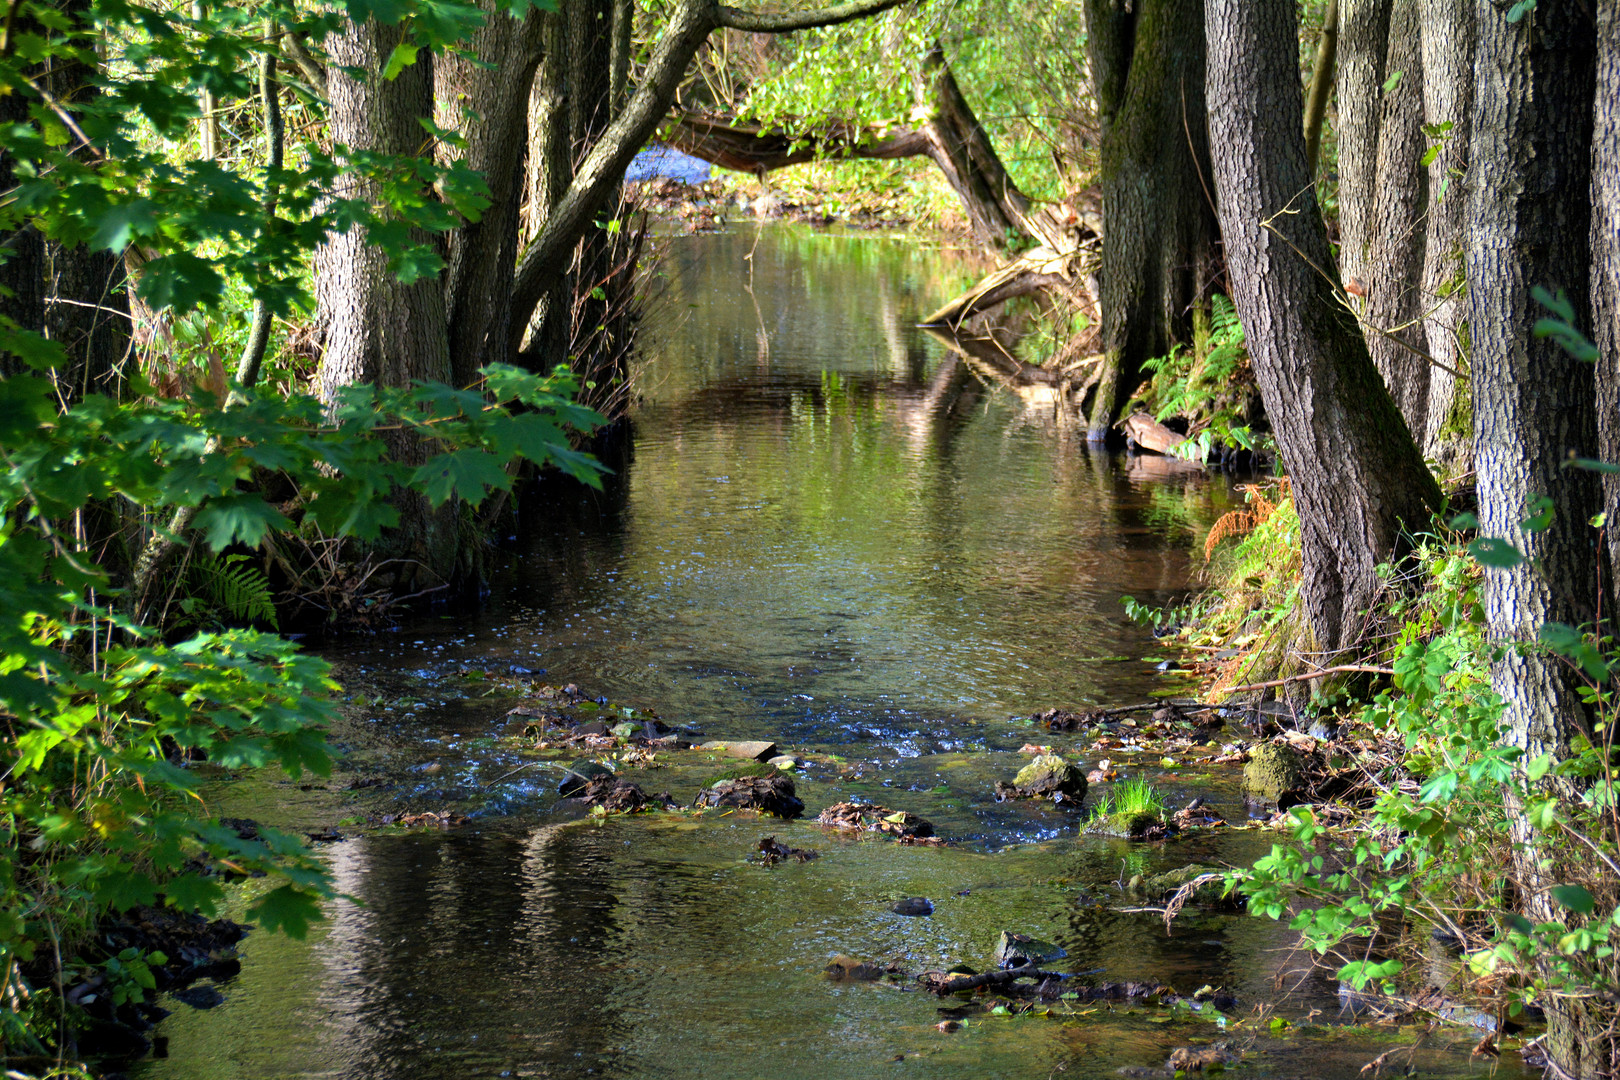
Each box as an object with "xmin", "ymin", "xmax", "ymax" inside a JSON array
[{"xmin": 135, "ymin": 225, "xmax": 1521, "ymax": 1080}]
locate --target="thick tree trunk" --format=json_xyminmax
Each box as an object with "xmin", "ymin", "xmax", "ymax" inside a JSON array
[
  {"xmin": 1416, "ymin": 0, "xmax": 1473, "ymax": 460},
  {"xmin": 1596, "ymin": 5, "xmax": 1620, "ymax": 587},
  {"xmin": 1470, "ymin": 7, "xmax": 1606, "ymax": 1073},
  {"xmin": 1205, "ymin": 0, "xmax": 1441, "ymax": 653},
  {"xmin": 1083, "ymin": 0, "xmax": 1220, "ymax": 442},
  {"xmin": 316, "ymin": 19, "xmax": 465, "ymax": 589},
  {"xmin": 42, "ymin": 0, "xmax": 129, "ymax": 402},
  {"xmin": 1363, "ymin": 0, "xmax": 1430, "ymax": 437},
  {"xmin": 1336, "ymin": 0, "xmax": 1392, "ymax": 289}
]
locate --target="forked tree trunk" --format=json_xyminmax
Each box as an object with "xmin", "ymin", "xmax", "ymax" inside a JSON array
[
  {"xmin": 435, "ymin": 0, "xmax": 545, "ymax": 385},
  {"xmin": 1470, "ymin": 5, "xmax": 1608, "ymax": 1072},
  {"xmin": 1205, "ymin": 0, "xmax": 1440, "ymax": 653},
  {"xmin": 1083, "ymin": 0, "xmax": 1220, "ymax": 442}
]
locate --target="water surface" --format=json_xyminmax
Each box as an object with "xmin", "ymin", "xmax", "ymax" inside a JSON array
[{"xmin": 136, "ymin": 225, "xmax": 1517, "ymax": 1080}]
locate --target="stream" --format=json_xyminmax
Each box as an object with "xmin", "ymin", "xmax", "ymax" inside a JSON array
[{"xmin": 134, "ymin": 225, "xmax": 1523, "ymax": 1080}]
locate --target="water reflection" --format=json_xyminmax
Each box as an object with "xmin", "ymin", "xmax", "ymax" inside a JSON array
[{"xmin": 131, "ymin": 225, "xmax": 1523, "ymax": 1080}]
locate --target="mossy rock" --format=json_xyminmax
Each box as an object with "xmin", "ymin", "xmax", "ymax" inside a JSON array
[
  {"xmin": 993, "ymin": 931, "xmax": 1066, "ymax": 969},
  {"xmin": 1128, "ymin": 864, "xmax": 1229, "ymax": 904},
  {"xmin": 705, "ymin": 761, "xmax": 780, "ymax": 787},
  {"xmin": 1243, "ymin": 742, "xmax": 1308, "ymax": 801},
  {"xmin": 1012, "ymin": 754, "xmax": 1088, "ymax": 801}
]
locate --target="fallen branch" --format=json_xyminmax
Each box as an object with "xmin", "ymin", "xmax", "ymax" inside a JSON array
[{"xmin": 1218, "ymin": 663, "xmax": 1395, "ymax": 696}]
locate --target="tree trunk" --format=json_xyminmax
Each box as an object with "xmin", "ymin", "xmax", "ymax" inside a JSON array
[
  {"xmin": 315, "ymin": 19, "xmax": 465, "ymax": 589},
  {"xmin": 1083, "ymin": 0, "xmax": 1220, "ymax": 442},
  {"xmin": 1469, "ymin": 5, "xmax": 1605, "ymax": 1069},
  {"xmin": 0, "ymin": 88, "xmax": 44, "ymax": 381},
  {"xmin": 435, "ymin": 0, "xmax": 545, "ymax": 385},
  {"xmin": 1336, "ymin": 0, "xmax": 1392, "ymax": 289},
  {"xmin": 1595, "ymin": 4, "xmax": 1620, "ymax": 588},
  {"xmin": 1363, "ymin": 0, "xmax": 1430, "ymax": 437},
  {"xmin": 1205, "ymin": 0, "xmax": 1441, "ymax": 653},
  {"xmin": 1415, "ymin": 0, "xmax": 1473, "ymax": 461},
  {"xmin": 43, "ymin": 0, "xmax": 129, "ymax": 403}
]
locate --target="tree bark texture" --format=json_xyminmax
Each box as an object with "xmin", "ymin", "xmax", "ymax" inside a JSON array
[
  {"xmin": 1468, "ymin": 0, "xmax": 1600, "ymax": 761},
  {"xmin": 1595, "ymin": 4, "xmax": 1620, "ymax": 587},
  {"xmin": 315, "ymin": 19, "xmax": 465, "ymax": 589},
  {"xmin": 1335, "ymin": 0, "xmax": 1392, "ymax": 288},
  {"xmin": 1082, "ymin": 0, "xmax": 1220, "ymax": 443},
  {"xmin": 1205, "ymin": 0, "xmax": 1441, "ymax": 653},
  {"xmin": 1469, "ymin": 8, "xmax": 1605, "ymax": 1069},
  {"xmin": 42, "ymin": 0, "xmax": 129, "ymax": 402},
  {"xmin": 1415, "ymin": 0, "xmax": 1473, "ymax": 459},
  {"xmin": 1363, "ymin": 0, "xmax": 1430, "ymax": 438},
  {"xmin": 434, "ymin": 0, "xmax": 545, "ymax": 385}
]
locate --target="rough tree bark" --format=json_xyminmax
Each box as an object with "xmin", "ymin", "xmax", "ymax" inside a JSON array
[
  {"xmin": 1469, "ymin": 3, "xmax": 1604, "ymax": 1068},
  {"xmin": 1204, "ymin": 0, "xmax": 1441, "ymax": 653},
  {"xmin": 1596, "ymin": 4, "xmax": 1620, "ymax": 586},
  {"xmin": 1363, "ymin": 0, "xmax": 1430, "ymax": 437},
  {"xmin": 1415, "ymin": 0, "xmax": 1473, "ymax": 459},
  {"xmin": 1082, "ymin": 0, "xmax": 1220, "ymax": 442},
  {"xmin": 1336, "ymin": 0, "xmax": 1392, "ymax": 289},
  {"xmin": 434, "ymin": 0, "xmax": 545, "ymax": 386},
  {"xmin": 42, "ymin": 0, "xmax": 129, "ymax": 403},
  {"xmin": 315, "ymin": 18, "xmax": 463, "ymax": 587}
]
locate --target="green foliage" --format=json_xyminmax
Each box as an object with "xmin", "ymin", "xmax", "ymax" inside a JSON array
[
  {"xmin": 183, "ymin": 553, "xmax": 279, "ymax": 629},
  {"xmin": 1138, "ymin": 294, "xmax": 1267, "ymax": 463},
  {"xmin": 1096, "ymin": 777, "xmax": 1165, "ymax": 819},
  {"xmin": 1232, "ymin": 537, "xmax": 1620, "ymax": 1009}
]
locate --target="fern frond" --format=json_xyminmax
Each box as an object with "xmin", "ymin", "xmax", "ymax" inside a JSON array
[{"xmin": 191, "ymin": 553, "xmax": 279, "ymax": 629}]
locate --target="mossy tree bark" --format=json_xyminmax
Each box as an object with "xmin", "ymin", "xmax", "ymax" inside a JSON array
[
  {"xmin": 1082, "ymin": 0, "xmax": 1220, "ymax": 443},
  {"xmin": 1204, "ymin": 0, "xmax": 1441, "ymax": 653}
]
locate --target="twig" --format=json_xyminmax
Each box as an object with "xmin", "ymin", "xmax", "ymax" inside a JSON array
[{"xmin": 1218, "ymin": 664, "xmax": 1394, "ymax": 696}]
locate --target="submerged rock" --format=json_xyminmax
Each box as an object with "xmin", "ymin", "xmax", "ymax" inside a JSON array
[
  {"xmin": 815, "ymin": 801, "xmax": 937, "ymax": 840},
  {"xmin": 1127, "ymin": 864, "xmax": 1231, "ymax": 905},
  {"xmin": 1242, "ymin": 742, "xmax": 1308, "ymax": 801},
  {"xmin": 557, "ymin": 759, "xmax": 615, "ymax": 796},
  {"xmin": 993, "ymin": 931, "xmax": 1066, "ymax": 969},
  {"xmin": 1037, "ymin": 707, "xmax": 1110, "ymax": 732},
  {"xmin": 757, "ymin": 835, "xmax": 818, "ymax": 865},
  {"xmin": 695, "ymin": 774, "xmax": 804, "ymax": 818},
  {"xmin": 891, "ymin": 897, "xmax": 934, "ymax": 917}
]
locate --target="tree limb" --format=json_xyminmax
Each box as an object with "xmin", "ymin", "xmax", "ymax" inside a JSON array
[{"xmin": 717, "ymin": 0, "xmax": 910, "ymax": 34}]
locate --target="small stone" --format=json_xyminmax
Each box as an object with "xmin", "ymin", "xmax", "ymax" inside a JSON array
[
  {"xmin": 768, "ymin": 754, "xmax": 798, "ymax": 769},
  {"xmin": 891, "ymin": 897, "xmax": 934, "ymax": 916},
  {"xmin": 723, "ymin": 740, "xmax": 779, "ymax": 762},
  {"xmin": 936, "ymin": 1020, "xmax": 961, "ymax": 1032}
]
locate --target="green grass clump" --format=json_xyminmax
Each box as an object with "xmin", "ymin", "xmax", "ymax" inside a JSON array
[{"xmin": 1096, "ymin": 777, "xmax": 1165, "ymax": 819}]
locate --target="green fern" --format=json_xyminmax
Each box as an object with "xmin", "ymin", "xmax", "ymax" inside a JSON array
[{"xmin": 189, "ymin": 553, "xmax": 279, "ymax": 629}]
